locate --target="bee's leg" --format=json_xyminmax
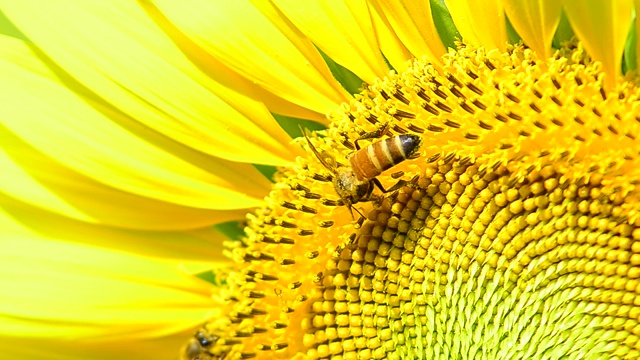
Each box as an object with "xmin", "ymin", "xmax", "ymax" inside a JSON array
[
  {"xmin": 348, "ymin": 210, "xmax": 366, "ymax": 229},
  {"xmin": 348, "ymin": 203, "xmax": 366, "ymax": 221},
  {"xmin": 340, "ymin": 198, "xmax": 355, "ymax": 220},
  {"xmin": 372, "ymin": 177, "xmax": 406, "ymax": 194},
  {"xmin": 354, "ymin": 123, "xmax": 390, "ymax": 150},
  {"xmin": 368, "ymin": 193, "xmax": 384, "ymax": 205},
  {"xmin": 372, "ymin": 175, "xmax": 419, "ymax": 194},
  {"xmin": 365, "ymin": 193, "xmax": 387, "ymax": 213},
  {"xmin": 341, "ymin": 197, "xmax": 367, "ymax": 224}
]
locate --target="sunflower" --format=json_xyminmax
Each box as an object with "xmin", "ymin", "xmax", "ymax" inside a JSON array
[{"xmin": 1, "ymin": 1, "xmax": 640, "ymax": 359}]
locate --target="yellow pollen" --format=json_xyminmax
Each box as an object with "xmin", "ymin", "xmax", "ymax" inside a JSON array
[{"xmin": 189, "ymin": 43, "xmax": 640, "ymax": 360}]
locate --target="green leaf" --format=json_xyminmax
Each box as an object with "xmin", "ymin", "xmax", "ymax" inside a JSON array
[
  {"xmin": 552, "ymin": 11, "xmax": 574, "ymax": 48},
  {"xmin": 213, "ymin": 220, "xmax": 245, "ymax": 242},
  {"xmin": 317, "ymin": 46, "xmax": 365, "ymax": 95},
  {"xmin": 431, "ymin": 0, "xmax": 460, "ymax": 49},
  {"xmin": 253, "ymin": 164, "xmax": 278, "ymax": 182},
  {"xmin": 505, "ymin": 13, "xmax": 522, "ymax": 45},
  {"xmin": 272, "ymin": 113, "xmax": 327, "ymax": 139},
  {"xmin": 623, "ymin": 18, "xmax": 637, "ymax": 73},
  {"xmin": 195, "ymin": 268, "xmax": 228, "ymax": 286}
]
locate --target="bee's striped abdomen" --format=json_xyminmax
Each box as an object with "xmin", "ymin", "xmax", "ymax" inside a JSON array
[{"xmin": 350, "ymin": 134, "xmax": 422, "ymax": 181}]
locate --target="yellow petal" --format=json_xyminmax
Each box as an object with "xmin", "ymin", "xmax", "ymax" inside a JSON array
[
  {"xmin": 0, "ymin": 209, "xmax": 220, "ymax": 359},
  {"xmin": 2, "ymin": 197, "xmax": 234, "ymax": 259},
  {"xmin": 0, "ymin": 35, "xmax": 273, "ymax": 217},
  {"xmin": 0, "ymin": 139, "xmax": 250, "ymax": 229},
  {"xmin": 503, "ymin": 0, "xmax": 563, "ymax": 59},
  {"xmin": 4, "ymin": 152, "xmax": 254, "ymax": 231},
  {"xmin": 138, "ymin": 2, "xmax": 326, "ymax": 123},
  {"xmin": 273, "ymin": 0, "xmax": 389, "ymax": 83},
  {"xmin": 564, "ymin": 0, "xmax": 633, "ymax": 84},
  {"xmin": 151, "ymin": 0, "xmax": 350, "ymax": 118},
  {"xmin": 1, "ymin": 333, "xmax": 195, "ymax": 360},
  {"xmin": 370, "ymin": 0, "xmax": 447, "ymax": 63},
  {"xmin": 369, "ymin": 1, "xmax": 414, "ymax": 73},
  {"xmin": 0, "ymin": 2, "xmax": 299, "ymax": 165},
  {"xmin": 445, "ymin": 0, "xmax": 508, "ymax": 51}
]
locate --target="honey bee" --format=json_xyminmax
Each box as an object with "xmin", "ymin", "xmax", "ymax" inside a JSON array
[
  {"xmin": 181, "ymin": 328, "xmax": 226, "ymax": 360},
  {"xmin": 302, "ymin": 124, "xmax": 422, "ymax": 217}
]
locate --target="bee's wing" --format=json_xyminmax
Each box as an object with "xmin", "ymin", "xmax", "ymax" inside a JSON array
[
  {"xmin": 318, "ymin": 150, "xmax": 338, "ymax": 170},
  {"xmin": 300, "ymin": 126, "xmax": 338, "ymax": 173}
]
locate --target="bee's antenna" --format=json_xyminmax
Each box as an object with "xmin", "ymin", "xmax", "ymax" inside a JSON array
[{"xmin": 345, "ymin": 201, "xmax": 365, "ymax": 222}]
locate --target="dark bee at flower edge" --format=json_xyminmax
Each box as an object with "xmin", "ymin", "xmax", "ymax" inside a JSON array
[
  {"xmin": 302, "ymin": 124, "xmax": 422, "ymax": 217},
  {"xmin": 181, "ymin": 328, "xmax": 226, "ymax": 360}
]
